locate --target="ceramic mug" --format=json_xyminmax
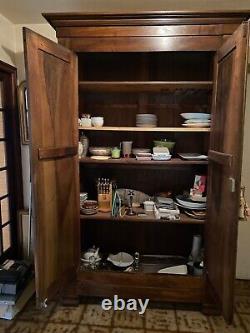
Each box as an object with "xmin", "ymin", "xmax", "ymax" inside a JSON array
[{"xmin": 122, "ymin": 141, "xmax": 133, "ymax": 158}]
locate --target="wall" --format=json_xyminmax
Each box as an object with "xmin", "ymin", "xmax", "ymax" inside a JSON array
[
  {"xmin": 236, "ymin": 69, "xmax": 250, "ymax": 279},
  {"xmin": 0, "ymin": 14, "xmax": 16, "ymax": 65},
  {"xmin": 14, "ymin": 24, "xmax": 56, "ymax": 208}
]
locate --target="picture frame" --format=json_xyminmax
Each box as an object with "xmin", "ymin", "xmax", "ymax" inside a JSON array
[{"xmin": 18, "ymin": 81, "xmax": 29, "ymax": 145}]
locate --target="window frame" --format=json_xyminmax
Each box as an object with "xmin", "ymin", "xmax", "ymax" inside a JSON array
[{"xmin": 0, "ymin": 60, "xmax": 23, "ymax": 261}]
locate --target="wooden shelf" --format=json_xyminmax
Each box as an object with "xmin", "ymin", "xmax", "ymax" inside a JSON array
[
  {"xmin": 79, "ymin": 81, "xmax": 213, "ymax": 92},
  {"xmin": 79, "ymin": 126, "xmax": 210, "ymax": 132},
  {"xmin": 80, "ymin": 211, "xmax": 205, "ymax": 225},
  {"xmin": 79, "ymin": 157, "xmax": 208, "ymax": 166}
]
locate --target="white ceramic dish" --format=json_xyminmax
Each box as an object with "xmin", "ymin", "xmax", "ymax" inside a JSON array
[
  {"xmin": 184, "ymin": 122, "xmax": 210, "ymax": 127},
  {"xmin": 80, "ymin": 118, "xmax": 92, "ymax": 127},
  {"xmin": 143, "ymin": 200, "xmax": 155, "ymax": 211},
  {"xmin": 181, "ymin": 113, "xmax": 211, "ymax": 120},
  {"xmin": 90, "ymin": 156, "xmax": 111, "ymax": 160},
  {"xmin": 184, "ymin": 119, "xmax": 211, "ymax": 124},
  {"xmin": 176, "ymin": 196, "xmax": 206, "ymax": 209},
  {"xmin": 89, "ymin": 147, "xmax": 111, "ymax": 156},
  {"xmin": 178, "ymin": 153, "xmax": 208, "ymax": 160},
  {"xmin": 91, "ymin": 117, "xmax": 104, "ymax": 127},
  {"xmin": 132, "ymin": 148, "xmax": 151, "ymax": 155},
  {"xmin": 107, "ymin": 252, "xmax": 134, "ymax": 268},
  {"xmin": 158, "ymin": 265, "xmax": 187, "ymax": 275}
]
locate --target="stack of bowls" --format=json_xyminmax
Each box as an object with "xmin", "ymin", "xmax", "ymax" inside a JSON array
[
  {"xmin": 136, "ymin": 114, "xmax": 157, "ymax": 127},
  {"xmin": 80, "ymin": 200, "xmax": 98, "ymax": 215}
]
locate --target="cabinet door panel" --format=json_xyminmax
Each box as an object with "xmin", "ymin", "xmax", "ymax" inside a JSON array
[
  {"xmin": 206, "ymin": 22, "xmax": 249, "ymax": 322},
  {"xmin": 23, "ymin": 28, "xmax": 79, "ymax": 305}
]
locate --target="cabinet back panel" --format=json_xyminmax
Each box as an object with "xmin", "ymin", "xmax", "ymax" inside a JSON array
[
  {"xmin": 80, "ymin": 164, "xmax": 207, "ymax": 198},
  {"xmin": 78, "ymin": 52, "xmax": 213, "ymax": 81},
  {"xmin": 81, "ymin": 221, "xmax": 204, "ymax": 256},
  {"xmin": 80, "ymin": 132, "xmax": 209, "ymax": 155},
  {"xmin": 79, "ymin": 91, "xmax": 211, "ymax": 127}
]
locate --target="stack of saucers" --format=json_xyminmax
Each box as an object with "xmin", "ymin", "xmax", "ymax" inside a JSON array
[
  {"xmin": 136, "ymin": 114, "xmax": 157, "ymax": 127},
  {"xmin": 80, "ymin": 200, "xmax": 98, "ymax": 215},
  {"xmin": 181, "ymin": 113, "xmax": 211, "ymax": 128}
]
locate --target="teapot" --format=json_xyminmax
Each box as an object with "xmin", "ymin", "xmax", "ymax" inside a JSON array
[{"xmin": 82, "ymin": 246, "xmax": 101, "ymax": 262}]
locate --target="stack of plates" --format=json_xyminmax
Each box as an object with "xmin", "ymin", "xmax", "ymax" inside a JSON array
[
  {"xmin": 136, "ymin": 114, "xmax": 157, "ymax": 127},
  {"xmin": 80, "ymin": 200, "xmax": 98, "ymax": 215},
  {"xmin": 181, "ymin": 113, "xmax": 211, "ymax": 128},
  {"xmin": 136, "ymin": 153, "xmax": 152, "ymax": 161},
  {"xmin": 175, "ymin": 195, "xmax": 206, "ymax": 210}
]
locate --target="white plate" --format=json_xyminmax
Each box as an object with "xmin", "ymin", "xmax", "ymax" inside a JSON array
[
  {"xmin": 90, "ymin": 156, "xmax": 111, "ymax": 160},
  {"xmin": 175, "ymin": 202, "xmax": 206, "ymax": 210},
  {"xmin": 158, "ymin": 265, "xmax": 187, "ymax": 275},
  {"xmin": 181, "ymin": 113, "xmax": 211, "ymax": 120},
  {"xmin": 175, "ymin": 200, "xmax": 206, "ymax": 209},
  {"xmin": 182, "ymin": 123, "xmax": 210, "ymax": 128},
  {"xmin": 178, "ymin": 153, "xmax": 208, "ymax": 160},
  {"xmin": 184, "ymin": 119, "xmax": 211, "ymax": 124},
  {"xmin": 107, "ymin": 252, "xmax": 134, "ymax": 268}
]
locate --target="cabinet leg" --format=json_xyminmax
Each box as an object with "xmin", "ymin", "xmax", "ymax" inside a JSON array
[{"xmin": 60, "ymin": 283, "xmax": 80, "ymax": 306}]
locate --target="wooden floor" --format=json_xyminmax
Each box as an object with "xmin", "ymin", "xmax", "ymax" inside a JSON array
[{"xmin": 0, "ymin": 279, "xmax": 250, "ymax": 332}]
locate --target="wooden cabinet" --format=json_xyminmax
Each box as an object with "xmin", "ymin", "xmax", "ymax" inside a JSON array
[{"xmin": 23, "ymin": 11, "xmax": 250, "ymax": 322}]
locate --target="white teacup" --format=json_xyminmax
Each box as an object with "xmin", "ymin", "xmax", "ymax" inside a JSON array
[{"xmin": 91, "ymin": 117, "xmax": 104, "ymax": 127}]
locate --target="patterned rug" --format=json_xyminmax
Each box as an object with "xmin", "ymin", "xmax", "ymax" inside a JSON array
[{"xmin": 0, "ymin": 280, "xmax": 249, "ymax": 333}]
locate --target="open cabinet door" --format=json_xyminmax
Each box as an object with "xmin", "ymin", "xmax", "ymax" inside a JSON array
[
  {"xmin": 23, "ymin": 28, "xmax": 79, "ymax": 306},
  {"xmin": 206, "ymin": 22, "xmax": 249, "ymax": 322}
]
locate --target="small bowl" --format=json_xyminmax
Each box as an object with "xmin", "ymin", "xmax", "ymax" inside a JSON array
[
  {"xmin": 91, "ymin": 117, "xmax": 104, "ymax": 127},
  {"xmin": 81, "ymin": 200, "xmax": 98, "ymax": 209},
  {"xmin": 80, "ymin": 118, "xmax": 92, "ymax": 127},
  {"xmin": 89, "ymin": 147, "xmax": 111, "ymax": 156}
]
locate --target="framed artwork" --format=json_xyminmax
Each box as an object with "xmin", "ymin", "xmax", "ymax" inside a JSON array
[{"xmin": 18, "ymin": 81, "xmax": 29, "ymax": 145}]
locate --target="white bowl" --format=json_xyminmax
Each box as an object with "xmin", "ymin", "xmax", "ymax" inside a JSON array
[
  {"xmin": 107, "ymin": 252, "xmax": 134, "ymax": 268},
  {"xmin": 181, "ymin": 113, "xmax": 211, "ymax": 120},
  {"xmin": 91, "ymin": 117, "xmax": 104, "ymax": 127},
  {"xmin": 80, "ymin": 118, "xmax": 92, "ymax": 127},
  {"xmin": 143, "ymin": 200, "xmax": 155, "ymax": 211}
]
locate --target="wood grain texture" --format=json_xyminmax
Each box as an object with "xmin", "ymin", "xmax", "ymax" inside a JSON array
[
  {"xmin": 24, "ymin": 28, "xmax": 80, "ymax": 305},
  {"xmin": 66, "ymin": 36, "xmax": 222, "ymax": 52},
  {"xmin": 79, "ymin": 81, "xmax": 213, "ymax": 92},
  {"xmin": 77, "ymin": 271, "xmax": 204, "ymax": 303},
  {"xmin": 80, "ymin": 211, "xmax": 204, "ymax": 224},
  {"xmin": 79, "ymin": 157, "xmax": 208, "ymax": 166},
  {"xmin": 205, "ymin": 22, "xmax": 249, "ymax": 323},
  {"xmin": 43, "ymin": 11, "xmax": 250, "ymax": 29},
  {"xmin": 35, "ymin": 11, "xmax": 249, "ymax": 318},
  {"xmin": 208, "ymin": 150, "xmax": 233, "ymax": 167},
  {"xmin": 38, "ymin": 146, "xmax": 78, "ymax": 160},
  {"xmin": 79, "ymin": 126, "xmax": 211, "ymax": 132},
  {"xmin": 56, "ymin": 24, "xmax": 240, "ymax": 38}
]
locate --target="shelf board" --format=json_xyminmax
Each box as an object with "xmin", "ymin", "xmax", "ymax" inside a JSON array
[
  {"xmin": 80, "ymin": 211, "xmax": 205, "ymax": 225},
  {"xmin": 79, "ymin": 157, "xmax": 208, "ymax": 166},
  {"xmin": 79, "ymin": 81, "xmax": 213, "ymax": 92},
  {"xmin": 79, "ymin": 126, "xmax": 210, "ymax": 132}
]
